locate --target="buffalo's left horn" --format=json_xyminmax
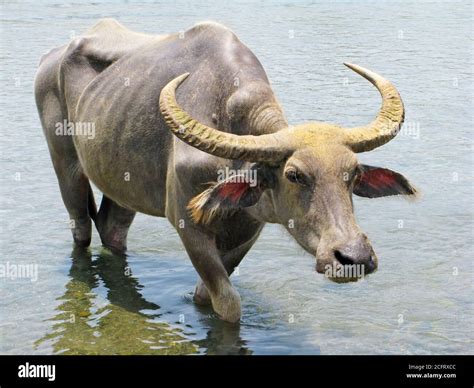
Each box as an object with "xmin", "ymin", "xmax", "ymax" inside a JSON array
[
  {"xmin": 159, "ymin": 73, "xmax": 293, "ymax": 163},
  {"xmin": 343, "ymin": 63, "xmax": 405, "ymax": 153}
]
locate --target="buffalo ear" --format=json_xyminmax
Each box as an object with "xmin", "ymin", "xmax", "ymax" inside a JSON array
[
  {"xmin": 353, "ymin": 164, "xmax": 418, "ymax": 198},
  {"xmin": 187, "ymin": 164, "xmax": 274, "ymax": 224}
]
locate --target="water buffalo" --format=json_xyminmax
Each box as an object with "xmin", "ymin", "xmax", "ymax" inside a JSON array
[{"xmin": 35, "ymin": 19, "xmax": 417, "ymax": 322}]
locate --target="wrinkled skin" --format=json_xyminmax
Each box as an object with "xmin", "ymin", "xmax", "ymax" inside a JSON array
[{"xmin": 35, "ymin": 19, "xmax": 416, "ymax": 322}]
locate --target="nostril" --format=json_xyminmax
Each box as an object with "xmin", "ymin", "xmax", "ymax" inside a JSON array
[
  {"xmin": 366, "ymin": 256, "xmax": 376, "ymax": 271},
  {"xmin": 334, "ymin": 250, "xmax": 355, "ymax": 266}
]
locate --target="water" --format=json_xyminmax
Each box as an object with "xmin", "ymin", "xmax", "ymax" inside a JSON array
[{"xmin": 1, "ymin": 0, "xmax": 473, "ymax": 355}]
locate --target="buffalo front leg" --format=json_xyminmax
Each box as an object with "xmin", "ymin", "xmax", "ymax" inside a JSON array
[
  {"xmin": 193, "ymin": 244, "xmax": 252, "ymax": 307},
  {"xmin": 95, "ymin": 196, "xmax": 136, "ymax": 252},
  {"xmin": 178, "ymin": 227, "xmax": 242, "ymax": 323},
  {"xmin": 194, "ymin": 233, "xmax": 262, "ymax": 306},
  {"xmin": 195, "ymin": 220, "xmax": 263, "ymax": 306}
]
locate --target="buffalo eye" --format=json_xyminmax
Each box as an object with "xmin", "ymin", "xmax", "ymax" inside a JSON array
[
  {"xmin": 285, "ymin": 168, "xmax": 307, "ymax": 186},
  {"xmin": 349, "ymin": 166, "xmax": 362, "ymax": 183}
]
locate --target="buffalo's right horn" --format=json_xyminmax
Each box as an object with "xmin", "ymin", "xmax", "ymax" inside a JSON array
[{"xmin": 159, "ymin": 73, "xmax": 293, "ymax": 163}]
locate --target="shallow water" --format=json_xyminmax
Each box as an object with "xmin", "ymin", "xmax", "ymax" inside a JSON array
[{"xmin": 0, "ymin": 0, "xmax": 473, "ymax": 355}]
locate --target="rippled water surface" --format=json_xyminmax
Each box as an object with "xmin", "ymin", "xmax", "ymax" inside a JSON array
[{"xmin": 1, "ymin": 0, "xmax": 473, "ymax": 355}]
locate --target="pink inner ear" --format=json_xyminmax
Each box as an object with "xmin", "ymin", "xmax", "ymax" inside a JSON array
[
  {"xmin": 217, "ymin": 182, "xmax": 250, "ymax": 203},
  {"xmin": 360, "ymin": 168, "xmax": 397, "ymax": 189}
]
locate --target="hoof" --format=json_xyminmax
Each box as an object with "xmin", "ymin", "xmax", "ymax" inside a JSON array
[
  {"xmin": 194, "ymin": 280, "xmax": 212, "ymax": 305},
  {"xmin": 211, "ymin": 286, "xmax": 242, "ymax": 323},
  {"xmin": 101, "ymin": 242, "xmax": 127, "ymax": 253},
  {"xmin": 99, "ymin": 228, "xmax": 128, "ymax": 252}
]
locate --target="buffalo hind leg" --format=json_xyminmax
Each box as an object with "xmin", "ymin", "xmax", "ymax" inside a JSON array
[
  {"xmin": 53, "ymin": 159, "xmax": 96, "ymax": 248},
  {"xmin": 95, "ymin": 196, "xmax": 136, "ymax": 252},
  {"xmin": 37, "ymin": 80, "xmax": 96, "ymax": 248}
]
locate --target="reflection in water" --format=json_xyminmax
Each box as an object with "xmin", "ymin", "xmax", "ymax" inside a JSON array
[
  {"xmin": 35, "ymin": 247, "xmax": 198, "ymax": 355},
  {"xmin": 196, "ymin": 320, "xmax": 252, "ymax": 355}
]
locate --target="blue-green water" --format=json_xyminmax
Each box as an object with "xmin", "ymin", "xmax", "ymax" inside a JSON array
[{"xmin": 0, "ymin": 0, "xmax": 472, "ymax": 354}]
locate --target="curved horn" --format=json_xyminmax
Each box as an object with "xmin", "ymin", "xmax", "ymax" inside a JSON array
[
  {"xmin": 343, "ymin": 63, "xmax": 405, "ymax": 153},
  {"xmin": 159, "ymin": 73, "xmax": 292, "ymax": 163}
]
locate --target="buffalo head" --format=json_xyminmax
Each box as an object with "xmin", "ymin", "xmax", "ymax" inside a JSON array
[{"xmin": 159, "ymin": 63, "xmax": 417, "ymax": 282}]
